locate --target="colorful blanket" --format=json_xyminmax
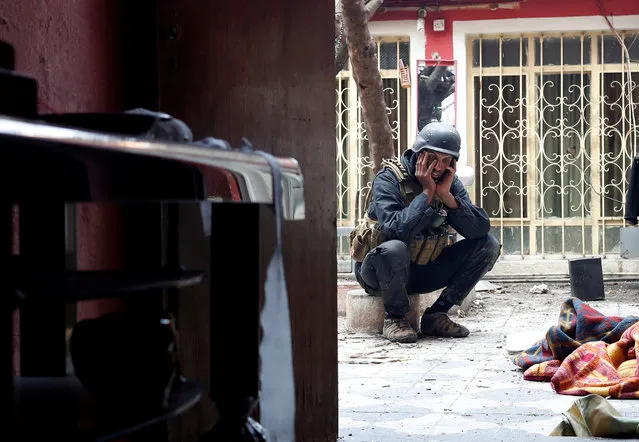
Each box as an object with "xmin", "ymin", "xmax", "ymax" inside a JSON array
[{"xmin": 513, "ymin": 297, "xmax": 639, "ymax": 397}]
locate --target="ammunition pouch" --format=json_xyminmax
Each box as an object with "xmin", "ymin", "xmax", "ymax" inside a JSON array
[
  {"xmin": 349, "ymin": 216, "xmax": 386, "ymax": 262},
  {"xmin": 350, "ymin": 216, "xmax": 450, "ymax": 265},
  {"xmin": 409, "ymin": 228, "xmax": 450, "ymax": 265}
]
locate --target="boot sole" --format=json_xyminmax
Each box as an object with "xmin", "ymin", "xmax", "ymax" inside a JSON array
[
  {"xmin": 421, "ymin": 331, "xmax": 470, "ymax": 338},
  {"xmin": 385, "ymin": 334, "xmax": 418, "ymax": 343}
]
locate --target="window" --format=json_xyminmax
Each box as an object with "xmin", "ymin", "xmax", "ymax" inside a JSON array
[
  {"xmin": 469, "ymin": 32, "xmax": 639, "ymax": 257},
  {"xmin": 335, "ymin": 37, "xmax": 411, "ymax": 259}
]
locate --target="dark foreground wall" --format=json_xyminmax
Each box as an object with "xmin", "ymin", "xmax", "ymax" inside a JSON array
[
  {"xmin": 156, "ymin": 1, "xmax": 338, "ymax": 440},
  {"xmin": 1, "ymin": 0, "xmax": 337, "ymax": 440}
]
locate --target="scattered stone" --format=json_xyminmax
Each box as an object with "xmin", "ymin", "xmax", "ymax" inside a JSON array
[
  {"xmin": 476, "ymin": 280, "xmax": 502, "ymax": 292},
  {"xmin": 530, "ymin": 284, "xmax": 549, "ymax": 294}
]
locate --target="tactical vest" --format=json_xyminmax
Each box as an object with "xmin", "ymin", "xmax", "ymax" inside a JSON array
[{"xmin": 349, "ymin": 157, "xmax": 450, "ymax": 264}]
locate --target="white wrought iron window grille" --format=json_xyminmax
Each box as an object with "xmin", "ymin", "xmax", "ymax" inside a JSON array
[
  {"xmin": 336, "ymin": 36, "xmax": 412, "ymax": 261},
  {"xmin": 468, "ymin": 31, "xmax": 639, "ymax": 259}
]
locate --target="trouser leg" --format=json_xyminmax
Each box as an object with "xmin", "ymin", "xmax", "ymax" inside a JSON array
[
  {"xmin": 410, "ymin": 234, "xmax": 501, "ymax": 313},
  {"xmin": 354, "ymin": 240, "xmax": 411, "ymax": 318}
]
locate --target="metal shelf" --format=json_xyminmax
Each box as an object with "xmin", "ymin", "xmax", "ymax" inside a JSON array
[
  {"xmin": 97, "ymin": 377, "xmax": 204, "ymax": 441},
  {"xmin": 12, "ymin": 267, "xmax": 204, "ymax": 303},
  {"xmin": 0, "ymin": 114, "xmax": 305, "ymax": 220},
  {"xmin": 14, "ymin": 375, "xmax": 204, "ymax": 441}
]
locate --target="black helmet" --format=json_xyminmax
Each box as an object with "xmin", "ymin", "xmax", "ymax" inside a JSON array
[{"xmin": 410, "ymin": 122, "xmax": 461, "ymax": 159}]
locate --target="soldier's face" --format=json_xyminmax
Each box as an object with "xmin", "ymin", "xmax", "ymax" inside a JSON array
[{"xmin": 424, "ymin": 151, "xmax": 453, "ymax": 179}]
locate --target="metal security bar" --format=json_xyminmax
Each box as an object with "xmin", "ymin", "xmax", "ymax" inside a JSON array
[
  {"xmin": 336, "ymin": 37, "xmax": 411, "ymax": 260},
  {"xmin": 469, "ymin": 31, "xmax": 639, "ymax": 258}
]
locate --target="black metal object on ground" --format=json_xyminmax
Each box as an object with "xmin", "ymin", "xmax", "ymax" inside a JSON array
[{"xmin": 569, "ymin": 257, "xmax": 605, "ymax": 301}]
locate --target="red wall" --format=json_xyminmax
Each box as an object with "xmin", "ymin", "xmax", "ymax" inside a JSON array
[
  {"xmin": 1, "ymin": 0, "xmax": 128, "ymax": 373},
  {"xmin": 0, "ymin": 0, "xmax": 125, "ymax": 113},
  {"xmin": 1, "ymin": 1, "xmax": 160, "ymax": 377},
  {"xmin": 373, "ymin": 0, "xmax": 639, "ymax": 59}
]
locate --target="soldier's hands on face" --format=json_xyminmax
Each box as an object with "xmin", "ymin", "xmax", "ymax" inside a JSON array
[{"xmin": 416, "ymin": 152, "xmax": 437, "ymax": 200}]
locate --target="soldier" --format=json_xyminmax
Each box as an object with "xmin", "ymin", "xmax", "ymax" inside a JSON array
[{"xmin": 349, "ymin": 122, "xmax": 501, "ymax": 343}]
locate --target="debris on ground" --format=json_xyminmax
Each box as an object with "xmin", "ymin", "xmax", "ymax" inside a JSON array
[
  {"xmin": 475, "ymin": 280, "xmax": 502, "ymax": 292},
  {"xmin": 469, "ymin": 294, "xmax": 485, "ymax": 314},
  {"xmin": 338, "ymin": 281, "xmax": 639, "ymax": 440},
  {"xmin": 530, "ymin": 283, "xmax": 549, "ymax": 294}
]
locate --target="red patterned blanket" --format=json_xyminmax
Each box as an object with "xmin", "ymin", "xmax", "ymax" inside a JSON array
[{"xmin": 513, "ymin": 297, "xmax": 639, "ymax": 397}]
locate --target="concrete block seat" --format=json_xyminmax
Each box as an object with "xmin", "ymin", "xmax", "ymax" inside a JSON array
[{"xmin": 345, "ymin": 287, "xmax": 476, "ymax": 334}]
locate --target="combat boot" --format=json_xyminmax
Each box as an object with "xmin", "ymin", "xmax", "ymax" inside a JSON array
[
  {"xmin": 383, "ymin": 316, "xmax": 418, "ymax": 343},
  {"xmin": 420, "ymin": 311, "xmax": 469, "ymax": 338}
]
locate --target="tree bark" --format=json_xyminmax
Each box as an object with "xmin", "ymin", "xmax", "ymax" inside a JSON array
[
  {"xmin": 334, "ymin": 0, "xmax": 383, "ymax": 76},
  {"xmin": 334, "ymin": 0, "xmax": 349, "ymax": 76},
  {"xmin": 341, "ymin": 0, "xmax": 394, "ymax": 172}
]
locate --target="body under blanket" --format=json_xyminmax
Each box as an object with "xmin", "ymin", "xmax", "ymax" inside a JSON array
[{"xmin": 512, "ymin": 297, "xmax": 639, "ymax": 398}]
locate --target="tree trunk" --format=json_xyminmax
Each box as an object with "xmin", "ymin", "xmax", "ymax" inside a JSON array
[
  {"xmin": 334, "ymin": 0, "xmax": 349, "ymax": 75},
  {"xmin": 341, "ymin": 0, "xmax": 394, "ymax": 173},
  {"xmin": 335, "ymin": 0, "xmax": 384, "ymax": 75}
]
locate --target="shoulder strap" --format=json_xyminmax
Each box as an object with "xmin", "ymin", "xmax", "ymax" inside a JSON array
[
  {"xmin": 381, "ymin": 157, "xmax": 422, "ymax": 203},
  {"xmin": 381, "ymin": 157, "xmax": 409, "ymax": 182},
  {"xmin": 361, "ymin": 157, "xmax": 414, "ymax": 218}
]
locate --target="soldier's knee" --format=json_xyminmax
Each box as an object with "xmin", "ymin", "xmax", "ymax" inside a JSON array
[
  {"xmin": 376, "ymin": 240, "xmax": 410, "ymax": 266},
  {"xmin": 482, "ymin": 234, "xmax": 501, "ymax": 262}
]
